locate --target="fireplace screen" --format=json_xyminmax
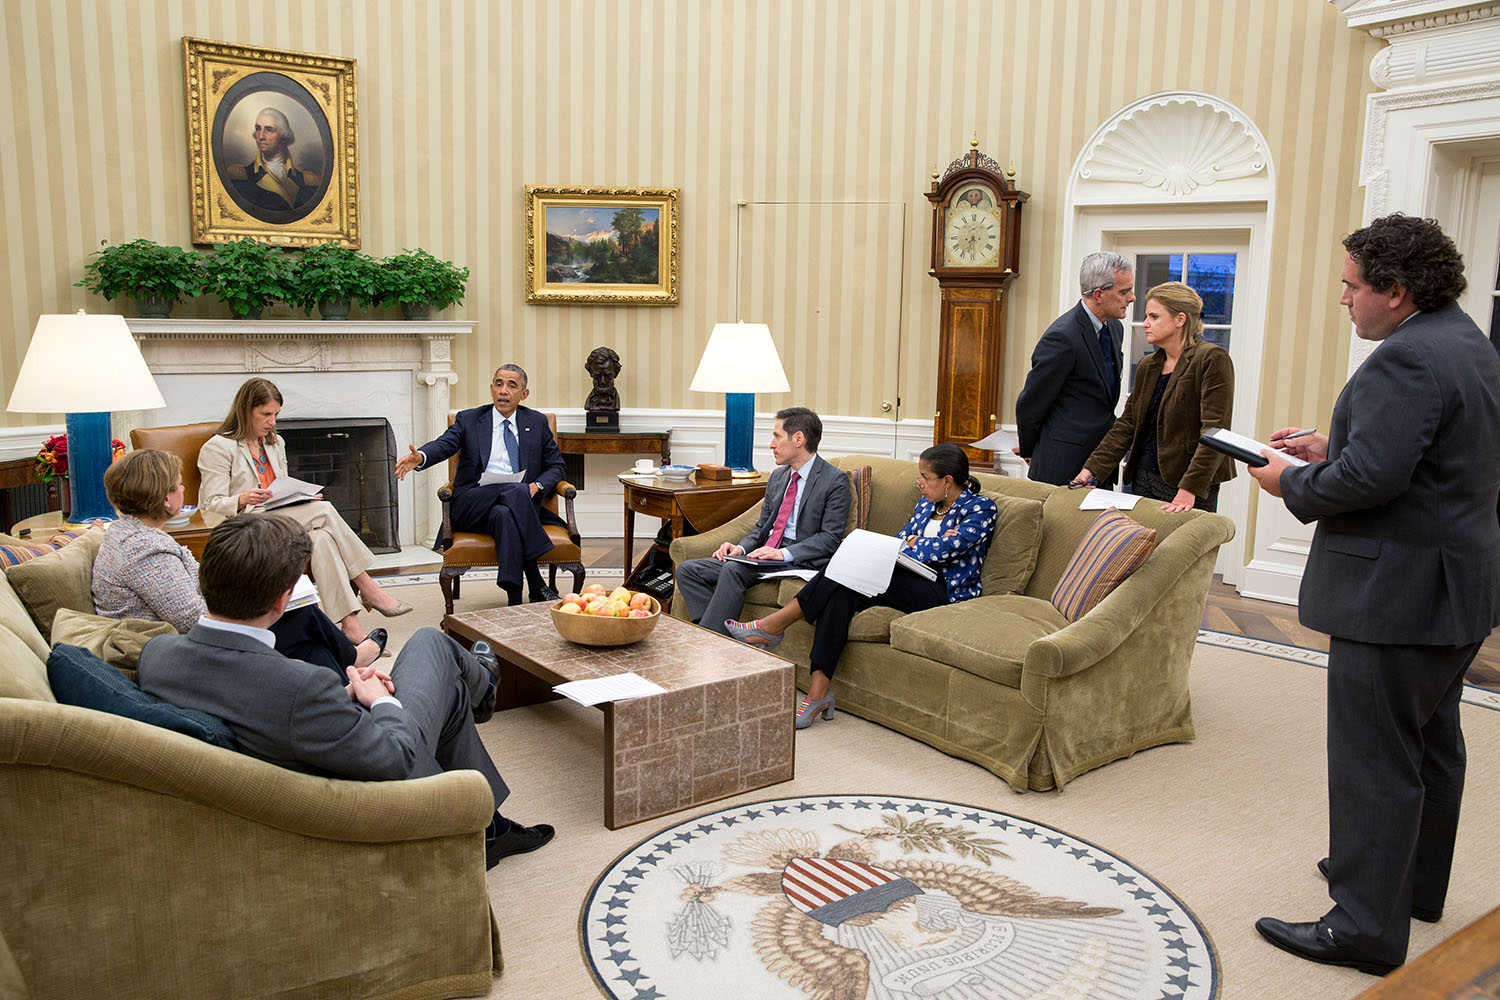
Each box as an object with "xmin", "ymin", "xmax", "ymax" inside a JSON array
[{"xmin": 277, "ymin": 417, "xmax": 399, "ymax": 554}]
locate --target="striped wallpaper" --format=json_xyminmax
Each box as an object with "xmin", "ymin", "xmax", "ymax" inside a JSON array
[{"xmin": 2, "ymin": 0, "xmax": 1382, "ymax": 439}]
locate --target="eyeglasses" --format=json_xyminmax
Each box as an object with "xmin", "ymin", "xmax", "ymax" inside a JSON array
[
  {"xmin": 1085, "ymin": 282, "xmax": 1116, "ymax": 295},
  {"xmin": 917, "ymin": 473, "xmax": 947, "ymax": 484}
]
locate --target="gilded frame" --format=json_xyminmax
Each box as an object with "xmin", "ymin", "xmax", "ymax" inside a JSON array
[
  {"xmin": 525, "ymin": 186, "xmax": 680, "ymax": 305},
  {"xmin": 183, "ymin": 37, "xmax": 359, "ymax": 247}
]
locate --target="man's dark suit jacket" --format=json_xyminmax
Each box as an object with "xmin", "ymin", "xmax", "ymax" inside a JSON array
[
  {"xmin": 416, "ymin": 403, "xmax": 567, "ymax": 526},
  {"xmin": 138, "ymin": 625, "xmax": 433, "ymax": 781},
  {"xmin": 737, "ymin": 458, "xmax": 851, "ymax": 566},
  {"xmin": 1282, "ymin": 303, "xmax": 1500, "ymax": 645},
  {"xmin": 1014, "ymin": 301, "xmax": 1125, "ymax": 486}
]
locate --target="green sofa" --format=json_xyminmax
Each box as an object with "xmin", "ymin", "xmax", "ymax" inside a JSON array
[
  {"xmin": 670, "ymin": 455, "xmax": 1236, "ymax": 791},
  {"xmin": 0, "ymin": 528, "xmax": 501, "ymax": 999}
]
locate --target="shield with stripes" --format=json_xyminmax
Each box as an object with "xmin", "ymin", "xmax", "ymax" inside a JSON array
[{"xmin": 780, "ymin": 856, "xmax": 924, "ymax": 927}]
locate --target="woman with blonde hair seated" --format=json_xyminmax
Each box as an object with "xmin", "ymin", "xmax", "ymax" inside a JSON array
[
  {"xmin": 1075, "ymin": 281, "xmax": 1236, "ymax": 512},
  {"xmin": 199, "ymin": 377, "xmax": 410, "ymax": 644},
  {"xmin": 93, "ymin": 448, "xmax": 385, "ymax": 671}
]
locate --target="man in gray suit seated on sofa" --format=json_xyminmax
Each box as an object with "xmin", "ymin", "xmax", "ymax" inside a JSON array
[
  {"xmin": 138, "ymin": 513, "xmax": 554, "ymax": 870},
  {"xmin": 676, "ymin": 406, "xmax": 851, "ymax": 636}
]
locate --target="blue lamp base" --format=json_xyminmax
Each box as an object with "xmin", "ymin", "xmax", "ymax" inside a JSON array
[
  {"xmin": 64, "ymin": 411, "xmax": 117, "ymax": 522},
  {"xmin": 724, "ymin": 393, "xmax": 756, "ymax": 472}
]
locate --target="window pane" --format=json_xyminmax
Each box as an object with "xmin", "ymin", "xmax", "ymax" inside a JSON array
[
  {"xmin": 1201, "ymin": 326, "xmax": 1231, "ymax": 350},
  {"xmin": 1185, "ymin": 253, "xmax": 1237, "ymax": 325},
  {"xmin": 1133, "ymin": 254, "xmax": 1182, "ymax": 320}
]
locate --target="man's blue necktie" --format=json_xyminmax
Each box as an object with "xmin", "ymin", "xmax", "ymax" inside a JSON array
[
  {"xmin": 503, "ymin": 418, "xmax": 520, "ymax": 473},
  {"xmin": 1098, "ymin": 322, "xmax": 1117, "ymax": 391}
]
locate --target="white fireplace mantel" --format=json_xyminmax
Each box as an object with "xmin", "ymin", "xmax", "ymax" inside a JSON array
[{"xmin": 122, "ymin": 318, "xmax": 474, "ymax": 549}]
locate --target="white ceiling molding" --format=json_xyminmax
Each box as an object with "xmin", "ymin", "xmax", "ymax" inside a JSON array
[
  {"xmin": 1074, "ymin": 92, "xmax": 1271, "ymax": 202},
  {"xmin": 1333, "ymin": 0, "xmax": 1499, "ymax": 37}
]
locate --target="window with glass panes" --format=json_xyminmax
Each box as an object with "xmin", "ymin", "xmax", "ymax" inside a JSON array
[{"xmin": 1129, "ymin": 253, "xmax": 1236, "ymax": 385}]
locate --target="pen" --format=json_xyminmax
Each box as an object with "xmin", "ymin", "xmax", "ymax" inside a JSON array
[{"xmin": 1282, "ymin": 428, "xmax": 1317, "ymax": 439}]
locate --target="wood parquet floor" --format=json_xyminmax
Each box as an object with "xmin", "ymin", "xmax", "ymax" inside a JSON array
[{"xmin": 553, "ymin": 537, "xmax": 1500, "ymax": 695}]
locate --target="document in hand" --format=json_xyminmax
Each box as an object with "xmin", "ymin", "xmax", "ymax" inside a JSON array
[
  {"xmin": 285, "ymin": 574, "xmax": 320, "ymax": 611},
  {"xmin": 263, "ymin": 475, "xmax": 322, "ymax": 510},
  {"xmin": 1199, "ymin": 428, "xmax": 1308, "ymax": 468},
  {"xmin": 825, "ymin": 529, "xmax": 935, "ymax": 596},
  {"xmin": 478, "ymin": 469, "xmax": 527, "ymax": 486}
]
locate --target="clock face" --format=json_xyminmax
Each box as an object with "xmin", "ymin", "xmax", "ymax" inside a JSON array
[{"xmin": 943, "ymin": 184, "xmax": 1003, "ymax": 267}]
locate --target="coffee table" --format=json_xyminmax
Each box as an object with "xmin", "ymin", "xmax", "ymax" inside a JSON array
[{"xmin": 443, "ymin": 604, "xmax": 795, "ymax": 829}]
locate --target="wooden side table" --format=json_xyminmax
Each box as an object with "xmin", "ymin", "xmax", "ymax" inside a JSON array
[
  {"xmin": 554, "ymin": 426, "xmax": 671, "ymax": 490},
  {"xmin": 11, "ymin": 509, "xmax": 213, "ymax": 558},
  {"xmin": 620, "ymin": 473, "xmax": 768, "ymax": 595}
]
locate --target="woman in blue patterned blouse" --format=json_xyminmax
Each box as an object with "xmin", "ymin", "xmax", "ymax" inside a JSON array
[{"xmin": 726, "ymin": 443, "xmax": 998, "ymax": 729}]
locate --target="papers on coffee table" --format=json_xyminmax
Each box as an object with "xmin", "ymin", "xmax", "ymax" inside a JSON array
[{"xmin": 553, "ymin": 672, "xmax": 666, "ymax": 706}]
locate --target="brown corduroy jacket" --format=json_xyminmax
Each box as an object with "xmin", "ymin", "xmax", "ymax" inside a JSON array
[{"xmin": 1084, "ymin": 339, "xmax": 1237, "ymax": 499}]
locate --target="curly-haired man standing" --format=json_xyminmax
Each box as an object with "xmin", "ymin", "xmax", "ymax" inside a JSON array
[{"xmin": 1248, "ymin": 214, "xmax": 1500, "ymax": 975}]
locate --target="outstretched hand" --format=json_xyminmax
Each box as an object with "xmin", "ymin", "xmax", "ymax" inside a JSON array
[{"xmin": 394, "ymin": 444, "xmax": 422, "ymax": 481}]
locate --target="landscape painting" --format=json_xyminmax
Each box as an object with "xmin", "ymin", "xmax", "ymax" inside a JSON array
[{"xmin": 525, "ymin": 186, "xmax": 680, "ymax": 305}]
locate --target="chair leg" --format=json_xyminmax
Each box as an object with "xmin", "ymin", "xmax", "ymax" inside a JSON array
[{"xmin": 439, "ymin": 566, "xmax": 468, "ymax": 616}]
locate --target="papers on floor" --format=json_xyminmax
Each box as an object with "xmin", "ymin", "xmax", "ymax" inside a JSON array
[
  {"xmin": 1077, "ymin": 489, "xmax": 1147, "ymax": 511},
  {"xmin": 968, "ymin": 428, "xmax": 1020, "ymax": 454},
  {"xmin": 285, "ymin": 575, "xmax": 320, "ymax": 610},
  {"xmin": 553, "ymin": 672, "xmax": 666, "ymax": 706},
  {"xmin": 479, "ymin": 469, "xmax": 527, "ymax": 486},
  {"xmin": 263, "ymin": 475, "xmax": 322, "ymax": 510},
  {"xmin": 825, "ymin": 529, "xmax": 935, "ymax": 595}
]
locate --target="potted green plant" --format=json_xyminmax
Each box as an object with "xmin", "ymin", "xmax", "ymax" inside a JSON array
[
  {"xmin": 292, "ymin": 243, "xmax": 381, "ymax": 320},
  {"xmin": 379, "ymin": 248, "xmax": 470, "ymax": 320},
  {"xmin": 75, "ymin": 239, "xmax": 203, "ymax": 318},
  {"xmin": 201, "ymin": 238, "xmax": 294, "ymax": 319}
]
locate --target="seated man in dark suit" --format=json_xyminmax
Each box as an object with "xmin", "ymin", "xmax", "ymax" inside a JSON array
[
  {"xmin": 395, "ymin": 363, "xmax": 566, "ymax": 606},
  {"xmin": 676, "ymin": 407, "xmax": 852, "ymax": 636},
  {"xmin": 137, "ymin": 513, "xmax": 554, "ymax": 869}
]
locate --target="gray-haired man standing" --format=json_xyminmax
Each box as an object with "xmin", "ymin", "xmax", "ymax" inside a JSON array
[{"xmin": 1014, "ymin": 252, "xmax": 1135, "ymax": 486}]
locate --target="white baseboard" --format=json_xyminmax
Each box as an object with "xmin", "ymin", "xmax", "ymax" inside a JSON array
[{"xmin": 1236, "ymin": 560, "xmax": 1303, "ymax": 605}]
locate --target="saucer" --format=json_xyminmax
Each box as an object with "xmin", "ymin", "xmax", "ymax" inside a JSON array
[
  {"xmin": 631, "ymin": 466, "xmax": 659, "ymax": 476},
  {"xmin": 660, "ymin": 465, "xmax": 694, "ymax": 480}
]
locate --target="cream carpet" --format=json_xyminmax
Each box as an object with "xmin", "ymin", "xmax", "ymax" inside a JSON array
[{"xmin": 372, "ymin": 578, "xmax": 1500, "ymax": 999}]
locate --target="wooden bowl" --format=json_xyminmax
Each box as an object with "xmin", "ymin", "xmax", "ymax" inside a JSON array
[{"xmin": 550, "ymin": 596, "xmax": 661, "ymax": 646}]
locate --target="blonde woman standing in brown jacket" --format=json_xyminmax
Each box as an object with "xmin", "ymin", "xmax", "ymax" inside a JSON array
[{"xmin": 1075, "ymin": 281, "xmax": 1236, "ymax": 512}]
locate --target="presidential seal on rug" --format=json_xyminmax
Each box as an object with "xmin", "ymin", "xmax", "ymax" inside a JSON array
[{"xmin": 581, "ymin": 794, "xmax": 1217, "ymax": 999}]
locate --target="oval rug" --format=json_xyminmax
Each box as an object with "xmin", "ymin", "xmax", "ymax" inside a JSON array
[{"xmin": 581, "ymin": 794, "xmax": 1218, "ymax": 999}]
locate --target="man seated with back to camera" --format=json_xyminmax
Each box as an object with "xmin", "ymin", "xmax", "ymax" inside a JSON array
[
  {"xmin": 136, "ymin": 513, "xmax": 554, "ymax": 869},
  {"xmin": 675, "ymin": 406, "xmax": 852, "ymax": 636}
]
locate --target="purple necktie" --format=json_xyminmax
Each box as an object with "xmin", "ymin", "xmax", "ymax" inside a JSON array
[{"xmin": 765, "ymin": 472, "xmax": 800, "ymax": 548}]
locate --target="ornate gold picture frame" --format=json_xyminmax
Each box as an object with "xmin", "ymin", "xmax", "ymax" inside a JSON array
[
  {"xmin": 526, "ymin": 186, "xmax": 680, "ymax": 305},
  {"xmin": 183, "ymin": 37, "xmax": 359, "ymax": 247}
]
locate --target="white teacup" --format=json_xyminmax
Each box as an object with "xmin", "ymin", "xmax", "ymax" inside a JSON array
[{"xmin": 633, "ymin": 459, "xmax": 658, "ymax": 474}]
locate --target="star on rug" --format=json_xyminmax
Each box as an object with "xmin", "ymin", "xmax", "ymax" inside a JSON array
[{"xmin": 581, "ymin": 794, "xmax": 1218, "ymax": 999}]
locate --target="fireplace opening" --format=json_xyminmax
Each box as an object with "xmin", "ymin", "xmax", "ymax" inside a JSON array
[{"xmin": 277, "ymin": 417, "xmax": 399, "ymax": 554}]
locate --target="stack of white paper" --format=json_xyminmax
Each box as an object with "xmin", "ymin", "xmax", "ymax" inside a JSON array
[
  {"xmin": 825, "ymin": 529, "xmax": 901, "ymax": 597},
  {"xmin": 553, "ymin": 672, "xmax": 666, "ymax": 706},
  {"xmin": 1077, "ymin": 489, "xmax": 1146, "ymax": 511}
]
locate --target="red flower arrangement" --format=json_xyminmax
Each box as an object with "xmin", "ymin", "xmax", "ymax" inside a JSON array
[{"xmin": 35, "ymin": 434, "xmax": 126, "ymax": 482}]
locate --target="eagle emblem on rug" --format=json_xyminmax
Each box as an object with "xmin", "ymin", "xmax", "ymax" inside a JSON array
[
  {"xmin": 665, "ymin": 814, "xmax": 1122, "ymax": 999},
  {"xmin": 583, "ymin": 797, "xmax": 1216, "ymax": 1000}
]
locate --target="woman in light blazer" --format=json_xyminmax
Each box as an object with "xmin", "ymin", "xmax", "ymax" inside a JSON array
[{"xmin": 199, "ymin": 377, "xmax": 410, "ymax": 642}]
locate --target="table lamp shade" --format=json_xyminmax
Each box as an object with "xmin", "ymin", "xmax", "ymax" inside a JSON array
[
  {"xmin": 689, "ymin": 323, "xmax": 790, "ymax": 470},
  {"xmin": 7, "ymin": 312, "xmax": 166, "ymax": 522}
]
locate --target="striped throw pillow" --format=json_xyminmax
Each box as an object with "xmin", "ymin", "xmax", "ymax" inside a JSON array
[{"xmin": 1050, "ymin": 508, "xmax": 1157, "ymax": 621}]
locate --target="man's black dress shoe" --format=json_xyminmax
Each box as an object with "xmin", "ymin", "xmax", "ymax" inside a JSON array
[
  {"xmin": 530, "ymin": 585, "xmax": 561, "ymax": 604},
  {"xmin": 1316, "ymin": 858, "xmax": 1441, "ymax": 923},
  {"xmin": 471, "ymin": 641, "xmax": 500, "ymax": 724},
  {"xmin": 485, "ymin": 822, "xmax": 555, "ymax": 869},
  {"xmin": 1254, "ymin": 917, "xmax": 1399, "ymax": 976}
]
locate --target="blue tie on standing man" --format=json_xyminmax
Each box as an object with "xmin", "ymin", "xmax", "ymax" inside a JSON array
[
  {"xmin": 1013, "ymin": 251, "xmax": 1134, "ymax": 486},
  {"xmin": 396, "ymin": 364, "xmax": 568, "ymax": 606}
]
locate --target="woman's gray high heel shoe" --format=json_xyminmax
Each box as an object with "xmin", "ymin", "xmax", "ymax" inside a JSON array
[
  {"xmin": 724, "ymin": 619, "xmax": 784, "ymax": 650},
  {"xmin": 363, "ymin": 595, "xmax": 414, "ymax": 617},
  {"xmin": 795, "ymin": 692, "xmax": 835, "ymax": 729}
]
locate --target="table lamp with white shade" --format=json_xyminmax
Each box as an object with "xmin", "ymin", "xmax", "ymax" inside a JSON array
[
  {"xmin": 7, "ymin": 311, "xmax": 166, "ymax": 522},
  {"xmin": 688, "ymin": 322, "xmax": 791, "ymax": 472}
]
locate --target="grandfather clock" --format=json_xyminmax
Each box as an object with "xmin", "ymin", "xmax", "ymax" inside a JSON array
[{"xmin": 925, "ymin": 140, "xmax": 1027, "ymax": 469}]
